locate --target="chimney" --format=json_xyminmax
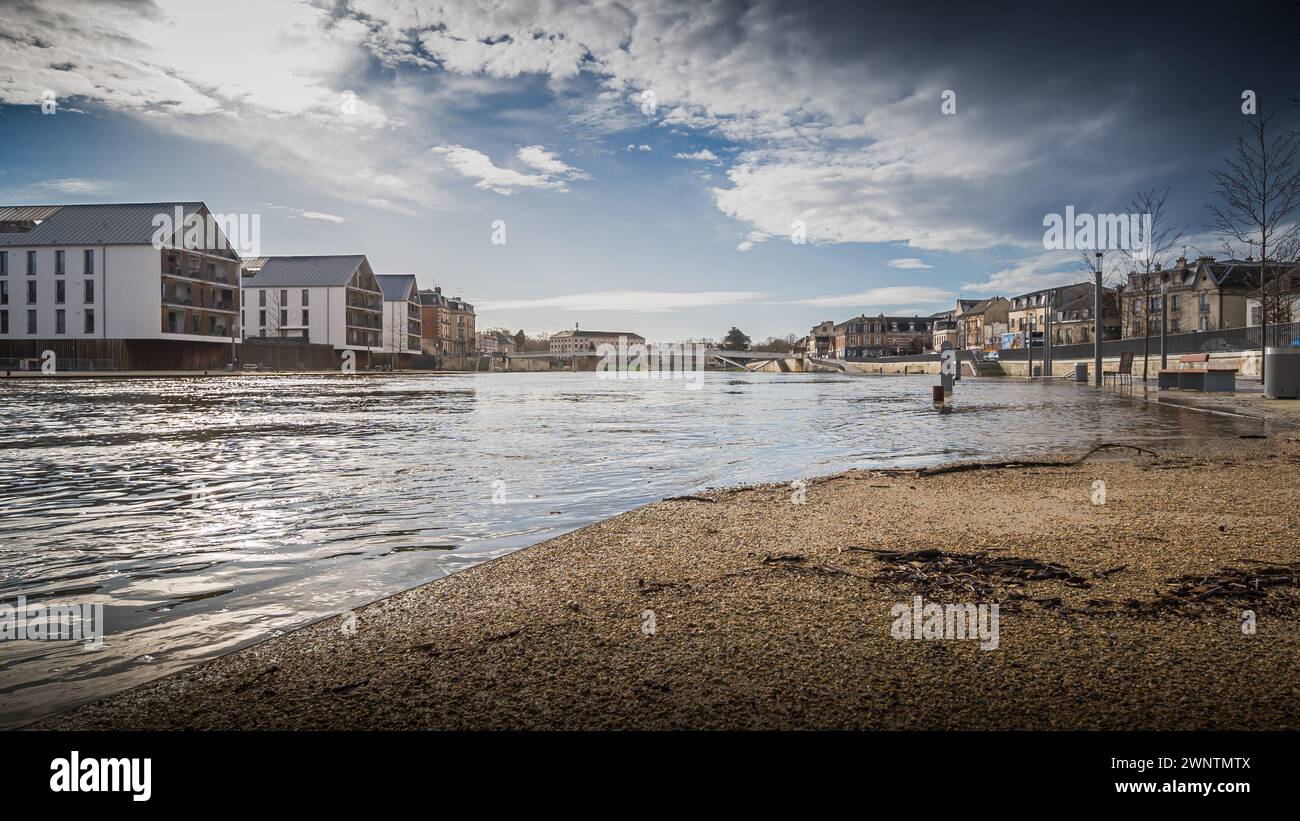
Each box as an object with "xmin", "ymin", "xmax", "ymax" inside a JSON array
[
  {"xmin": 1175, "ymin": 256, "xmax": 1187, "ymax": 268},
  {"xmin": 434, "ymin": 286, "xmax": 442, "ymax": 294}
]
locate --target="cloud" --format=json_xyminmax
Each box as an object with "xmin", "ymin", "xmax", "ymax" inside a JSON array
[
  {"xmin": 674, "ymin": 149, "xmax": 719, "ymax": 162},
  {"xmin": 736, "ymin": 241, "xmax": 754, "ymax": 252},
  {"xmin": 431, "ymin": 144, "xmax": 587, "ymax": 195},
  {"xmin": 960, "ymin": 250, "xmax": 1094, "ymax": 294},
  {"xmin": 29, "ymin": 178, "xmax": 113, "ymax": 195},
  {"xmin": 477, "ymin": 290, "xmax": 765, "ymax": 313},
  {"xmin": 298, "ymin": 211, "xmax": 346, "ymax": 223},
  {"xmin": 791, "ymin": 286, "xmax": 955, "ymax": 308},
  {"xmin": 887, "ymin": 258, "xmax": 933, "ymax": 269},
  {"xmin": 625, "ymin": 144, "xmax": 652, "ymax": 152}
]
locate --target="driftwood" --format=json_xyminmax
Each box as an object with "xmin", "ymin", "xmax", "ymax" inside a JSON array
[
  {"xmin": 853, "ymin": 547, "xmax": 1092, "ymax": 598},
  {"xmin": 662, "ymin": 494, "xmax": 716, "ymax": 503},
  {"xmin": 1128, "ymin": 562, "xmax": 1300, "ymax": 614},
  {"xmin": 904, "ymin": 443, "xmax": 1159, "ymax": 478}
]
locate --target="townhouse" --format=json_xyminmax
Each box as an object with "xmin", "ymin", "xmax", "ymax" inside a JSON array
[
  {"xmin": 0, "ymin": 202, "xmax": 241, "ymax": 369},
  {"xmin": 418, "ymin": 286, "xmax": 477, "ymax": 369},
  {"xmin": 1124, "ymin": 256, "xmax": 1295, "ymax": 337},
  {"xmin": 954, "ymin": 297, "xmax": 1009, "ymax": 350},
  {"xmin": 375, "ymin": 274, "xmax": 422, "ymax": 363},
  {"xmin": 240, "ymin": 255, "xmax": 383, "ymax": 358}
]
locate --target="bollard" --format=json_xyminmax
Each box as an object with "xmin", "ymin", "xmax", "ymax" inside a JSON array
[{"xmin": 932, "ymin": 385, "xmax": 945, "ymax": 403}]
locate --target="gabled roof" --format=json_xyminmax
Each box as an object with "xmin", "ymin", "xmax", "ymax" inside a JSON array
[
  {"xmin": 0, "ymin": 202, "xmax": 206, "ymax": 246},
  {"xmin": 242, "ymin": 255, "xmax": 368, "ymax": 287},
  {"xmin": 376, "ymin": 273, "xmax": 418, "ymax": 301}
]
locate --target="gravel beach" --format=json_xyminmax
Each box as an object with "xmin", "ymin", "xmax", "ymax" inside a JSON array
[{"xmin": 39, "ymin": 431, "xmax": 1300, "ymax": 730}]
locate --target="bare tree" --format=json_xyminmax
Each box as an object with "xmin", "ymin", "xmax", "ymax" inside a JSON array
[
  {"xmin": 1208, "ymin": 107, "xmax": 1300, "ymax": 382},
  {"xmin": 1120, "ymin": 188, "xmax": 1185, "ymax": 381}
]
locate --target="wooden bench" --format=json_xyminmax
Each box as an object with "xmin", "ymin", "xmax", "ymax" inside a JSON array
[
  {"xmin": 1157, "ymin": 353, "xmax": 1236, "ymax": 392},
  {"xmin": 1103, "ymin": 351, "xmax": 1133, "ymax": 386}
]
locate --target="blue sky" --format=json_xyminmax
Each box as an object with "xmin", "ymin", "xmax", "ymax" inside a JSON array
[{"xmin": 1, "ymin": 0, "xmax": 1295, "ymax": 341}]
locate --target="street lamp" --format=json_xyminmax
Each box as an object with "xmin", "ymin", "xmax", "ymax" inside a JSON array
[
  {"xmin": 1160, "ymin": 278, "xmax": 1169, "ymax": 369},
  {"xmin": 1093, "ymin": 251, "xmax": 1103, "ymax": 386}
]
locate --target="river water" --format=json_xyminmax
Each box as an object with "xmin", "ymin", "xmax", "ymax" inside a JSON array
[{"xmin": 0, "ymin": 371, "xmax": 1266, "ymax": 726}]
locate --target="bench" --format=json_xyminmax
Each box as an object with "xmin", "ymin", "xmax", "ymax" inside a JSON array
[
  {"xmin": 1157, "ymin": 353, "xmax": 1236, "ymax": 392},
  {"xmin": 1103, "ymin": 351, "xmax": 1133, "ymax": 386}
]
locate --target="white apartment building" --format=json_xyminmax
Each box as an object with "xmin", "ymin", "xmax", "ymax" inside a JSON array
[
  {"xmin": 549, "ymin": 328, "xmax": 645, "ymax": 354},
  {"xmin": 240, "ymin": 255, "xmax": 383, "ymax": 352},
  {"xmin": 375, "ymin": 274, "xmax": 422, "ymax": 356},
  {"xmin": 0, "ymin": 202, "xmax": 242, "ymax": 368}
]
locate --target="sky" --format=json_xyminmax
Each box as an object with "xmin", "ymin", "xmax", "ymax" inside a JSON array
[{"xmin": 0, "ymin": 0, "xmax": 1296, "ymax": 341}]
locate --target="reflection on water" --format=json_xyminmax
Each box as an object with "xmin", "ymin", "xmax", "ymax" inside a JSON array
[{"xmin": 0, "ymin": 372, "xmax": 1265, "ymax": 726}]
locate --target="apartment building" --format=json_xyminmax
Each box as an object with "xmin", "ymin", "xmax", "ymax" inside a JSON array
[
  {"xmin": 833, "ymin": 314, "xmax": 935, "ymax": 358},
  {"xmin": 417, "ymin": 286, "xmax": 477, "ymax": 369},
  {"xmin": 954, "ymin": 297, "xmax": 1009, "ymax": 350},
  {"xmin": 1125, "ymin": 256, "xmax": 1293, "ymax": 336},
  {"xmin": 0, "ymin": 202, "xmax": 241, "ymax": 369},
  {"xmin": 241, "ymin": 255, "xmax": 382, "ymax": 354},
  {"xmin": 549, "ymin": 328, "xmax": 646, "ymax": 354},
  {"xmin": 1051, "ymin": 289, "xmax": 1121, "ymax": 345},
  {"xmin": 807, "ymin": 320, "xmax": 837, "ymax": 357},
  {"xmin": 929, "ymin": 309, "xmax": 958, "ymax": 350},
  {"xmin": 375, "ymin": 274, "xmax": 422, "ymax": 360}
]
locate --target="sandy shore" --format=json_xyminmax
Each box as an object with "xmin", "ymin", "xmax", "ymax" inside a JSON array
[{"xmin": 39, "ymin": 430, "xmax": 1300, "ymax": 730}]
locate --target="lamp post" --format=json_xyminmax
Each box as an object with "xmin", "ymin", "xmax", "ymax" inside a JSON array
[
  {"xmin": 1027, "ymin": 314, "xmax": 1035, "ymax": 379},
  {"xmin": 1160, "ymin": 278, "xmax": 1169, "ymax": 370},
  {"xmin": 1093, "ymin": 251, "xmax": 1103, "ymax": 386}
]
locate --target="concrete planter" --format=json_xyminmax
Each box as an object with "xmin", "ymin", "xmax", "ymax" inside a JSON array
[{"xmin": 1264, "ymin": 346, "xmax": 1300, "ymax": 399}]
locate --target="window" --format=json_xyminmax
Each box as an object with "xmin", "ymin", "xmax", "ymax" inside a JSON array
[
  {"xmin": 167, "ymin": 311, "xmax": 178, "ymax": 333},
  {"xmin": 27, "ymin": 250, "xmax": 37, "ymax": 275},
  {"xmin": 27, "ymin": 281, "xmax": 37, "ymax": 304},
  {"xmin": 55, "ymin": 280, "xmax": 65, "ymax": 304},
  {"xmin": 279, "ymin": 309, "xmax": 287, "ymax": 327},
  {"xmin": 1170, "ymin": 295, "xmax": 1180, "ymax": 312},
  {"xmin": 27, "ymin": 309, "xmax": 36, "ymax": 334},
  {"xmin": 0, "ymin": 281, "xmax": 6, "ymax": 305},
  {"xmin": 55, "ymin": 309, "xmax": 65, "ymax": 334},
  {"xmin": 84, "ymin": 280, "xmax": 94, "ymax": 303},
  {"xmin": 84, "ymin": 249, "xmax": 94, "ymax": 275},
  {"xmin": 1199, "ymin": 291, "xmax": 1210, "ymax": 312},
  {"xmin": 280, "ymin": 289, "xmax": 288, "ymax": 309},
  {"xmin": 302, "ymin": 309, "xmax": 310, "ymax": 326},
  {"xmin": 0, "ymin": 310, "xmax": 6, "ymax": 334},
  {"xmin": 84, "ymin": 309, "xmax": 95, "ymax": 334},
  {"xmin": 259, "ymin": 290, "xmax": 266, "ymax": 307},
  {"xmin": 55, "ymin": 250, "xmax": 65, "ymax": 275},
  {"xmin": 0, "ymin": 251, "xmax": 7, "ymax": 275},
  {"xmin": 259, "ymin": 309, "xmax": 266, "ymax": 327},
  {"xmin": 302, "ymin": 289, "xmax": 309, "ymax": 306}
]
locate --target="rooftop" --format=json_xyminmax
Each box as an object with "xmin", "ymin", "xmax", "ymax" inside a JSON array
[
  {"xmin": 0, "ymin": 202, "xmax": 209, "ymax": 247},
  {"xmin": 241, "ymin": 255, "xmax": 370, "ymax": 288}
]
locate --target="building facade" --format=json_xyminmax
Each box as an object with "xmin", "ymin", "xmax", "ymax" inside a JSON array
[
  {"xmin": 241, "ymin": 255, "xmax": 383, "ymax": 356},
  {"xmin": 417, "ymin": 286, "xmax": 477, "ymax": 369},
  {"xmin": 807, "ymin": 320, "xmax": 837, "ymax": 357},
  {"xmin": 0, "ymin": 202, "xmax": 242, "ymax": 369},
  {"xmin": 1124, "ymin": 256, "xmax": 1292, "ymax": 337},
  {"xmin": 833, "ymin": 314, "xmax": 935, "ymax": 358},
  {"xmin": 375, "ymin": 274, "xmax": 422, "ymax": 362},
  {"xmin": 549, "ymin": 329, "xmax": 646, "ymax": 354},
  {"xmin": 955, "ymin": 297, "xmax": 1009, "ymax": 350}
]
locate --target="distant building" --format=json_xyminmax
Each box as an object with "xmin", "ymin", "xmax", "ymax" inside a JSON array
[
  {"xmin": 1125, "ymin": 256, "xmax": 1295, "ymax": 336},
  {"xmin": 0, "ymin": 202, "xmax": 242, "ymax": 369},
  {"xmin": 955, "ymin": 297, "xmax": 1009, "ymax": 350},
  {"xmin": 929, "ymin": 309, "xmax": 958, "ymax": 349},
  {"xmin": 476, "ymin": 330, "xmax": 515, "ymax": 354},
  {"xmin": 241, "ymin": 255, "xmax": 382, "ymax": 354},
  {"xmin": 375, "ymin": 274, "xmax": 422, "ymax": 362},
  {"xmin": 1007, "ymin": 284, "xmax": 1092, "ymax": 337},
  {"xmin": 549, "ymin": 328, "xmax": 645, "ymax": 354},
  {"xmin": 807, "ymin": 320, "xmax": 837, "ymax": 357},
  {"xmin": 1052, "ymin": 288, "xmax": 1120, "ymax": 345},
  {"xmin": 417, "ymin": 286, "xmax": 477, "ymax": 369},
  {"xmin": 833, "ymin": 314, "xmax": 935, "ymax": 358}
]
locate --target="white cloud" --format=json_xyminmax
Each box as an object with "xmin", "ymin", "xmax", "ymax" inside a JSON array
[
  {"xmin": 625, "ymin": 144, "xmax": 652, "ymax": 152},
  {"xmin": 887, "ymin": 258, "xmax": 933, "ymax": 269},
  {"xmin": 960, "ymin": 250, "xmax": 1093, "ymax": 295},
  {"xmin": 431, "ymin": 144, "xmax": 587, "ymax": 195},
  {"xmin": 31, "ymin": 178, "xmax": 113, "ymax": 195},
  {"xmin": 792, "ymin": 286, "xmax": 955, "ymax": 308},
  {"xmin": 298, "ymin": 211, "xmax": 346, "ymax": 223},
  {"xmin": 675, "ymin": 149, "xmax": 719, "ymax": 162},
  {"xmin": 477, "ymin": 290, "xmax": 765, "ymax": 313},
  {"xmin": 736, "ymin": 241, "xmax": 754, "ymax": 252}
]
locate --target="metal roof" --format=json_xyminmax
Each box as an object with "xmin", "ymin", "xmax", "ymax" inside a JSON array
[
  {"xmin": 0, "ymin": 205, "xmax": 65, "ymax": 222},
  {"xmin": 0, "ymin": 202, "xmax": 205, "ymax": 246},
  {"xmin": 376, "ymin": 274, "xmax": 417, "ymax": 301},
  {"xmin": 240, "ymin": 255, "xmax": 368, "ymax": 287}
]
